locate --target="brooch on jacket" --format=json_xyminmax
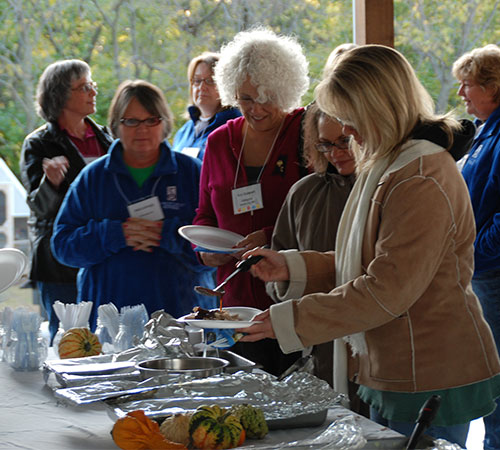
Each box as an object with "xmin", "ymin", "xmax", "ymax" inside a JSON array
[{"xmin": 273, "ymin": 155, "xmax": 288, "ymax": 176}]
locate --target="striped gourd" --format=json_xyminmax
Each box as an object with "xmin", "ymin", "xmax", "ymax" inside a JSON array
[
  {"xmin": 58, "ymin": 327, "xmax": 102, "ymax": 359},
  {"xmin": 189, "ymin": 405, "xmax": 245, "ymax": 449}
]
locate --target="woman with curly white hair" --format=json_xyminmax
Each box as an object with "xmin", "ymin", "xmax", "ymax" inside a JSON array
[{"xmin": 192, "ymin": 27, "xmax": 309, "ymax": 375}]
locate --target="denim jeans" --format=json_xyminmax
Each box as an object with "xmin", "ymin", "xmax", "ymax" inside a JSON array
[
  {"xmin": 370, "ymin": 407, "xmax": 470, "ymax": 448},
  {"xmin": 37, "ymin": 282, "xmax": 78, "ymax": 345},
  {"xmin": 472, "ymin": 268, "xmax": 500, "ymax": 450}
]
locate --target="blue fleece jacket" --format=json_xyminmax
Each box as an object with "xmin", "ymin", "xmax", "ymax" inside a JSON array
[
  {"xmin": 51, "ymin": 139, "xmax": 215, "ymax": 328},
  {"xmin": 172, "ymin": 106, "xmax": 241, "ymax": 160},
  {"xmin": 462, "ymin": 105, "xmax": 500, "ymax": 273}
]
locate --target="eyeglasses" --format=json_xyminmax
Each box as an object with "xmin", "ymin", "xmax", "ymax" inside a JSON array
[
  {"xmin": 191, "ymin": 77, "xmax": 216, "ymax": 86},
  {"xmin": 315, "ymin": 137, "xmax": 350, "ymax": 153},
  {"xmin": 72, "ymin": 81, "xmax": 98, "ymax": 93},
  {"xmin": 236, "ymin": 95, "xmax": 271, "ymax": 109},
  {"xmin": 120, "ymin": 117, "xmax": 163, "ymax": 127}
]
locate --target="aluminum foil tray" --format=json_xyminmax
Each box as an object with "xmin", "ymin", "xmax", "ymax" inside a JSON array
[
  {"xmin": 104, "ymin": 371, "xmax": 342, "ymax": 430},
  {"xmin": 43, "ymin": 348, "xmax": 255, "ymax": 389}
]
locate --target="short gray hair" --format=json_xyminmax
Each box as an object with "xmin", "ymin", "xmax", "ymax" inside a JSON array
[
  {"xmin": 36, "ymin": 59, "xmax": 91, "ymax": 122},
  {"xmin": 214, "ymin": 27, "xmax": 309, "ymax": 112},
  {"xmin": 107, "ymin": 79, "xmax": 174, "ymax": 139}
]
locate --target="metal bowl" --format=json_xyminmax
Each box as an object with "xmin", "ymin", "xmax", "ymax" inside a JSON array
[{"xmin": 136, "ymin": 357, "xmax": 229, "ymax": 380}]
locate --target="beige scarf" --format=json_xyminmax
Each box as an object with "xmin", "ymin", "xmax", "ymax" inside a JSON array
[{"xmin": 332, "ymin": 139, "xmax": 444, "ymax": 396}]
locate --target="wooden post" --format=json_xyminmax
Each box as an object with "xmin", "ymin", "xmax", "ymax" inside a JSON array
[{"xmin": 353, "ymin": 0, "xmax": 394, "ymax": 47}]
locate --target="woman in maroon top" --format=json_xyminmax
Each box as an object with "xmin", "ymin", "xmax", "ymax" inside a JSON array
[{"xmin": 193, "ymin": 28, "xmax": 309, "ymax": 375}]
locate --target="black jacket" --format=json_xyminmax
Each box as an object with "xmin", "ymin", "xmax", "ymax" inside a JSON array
[{"xmin": 20, "ymin": 118, "xmax": 113, "ymax": 283}]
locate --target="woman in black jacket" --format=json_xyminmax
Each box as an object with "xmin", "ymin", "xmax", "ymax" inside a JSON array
[{"xmin": 20, "ymin": 59, "xmax": 112, "ymax": 343}]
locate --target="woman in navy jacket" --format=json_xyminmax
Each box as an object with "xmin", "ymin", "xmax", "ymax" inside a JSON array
[
  {"xmin": 453, "ymin": 44, "xmax": 500, "ymax": 450},
  {"xmin": 172, "ymin": 52, "xmax": 240, "ymax": 160},
  {"xmin": 51, "ymin": 80, "xmax": 214, "ymax": 328}
]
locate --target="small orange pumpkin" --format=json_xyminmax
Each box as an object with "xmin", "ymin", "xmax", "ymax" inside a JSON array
[
  {"xmin": 112, "ymin": 410, "xmax": 187, "ymax": 450},
  {"xmin": 58, "ymin": 327, "xmax": 102, "ymax": 359}
]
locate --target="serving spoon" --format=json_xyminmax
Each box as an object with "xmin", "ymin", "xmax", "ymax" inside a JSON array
[{"xmin": 194, "ymin": 255, "xmax": 264, "ymax": 297}]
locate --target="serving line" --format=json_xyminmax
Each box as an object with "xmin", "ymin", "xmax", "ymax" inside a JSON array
[{"xmin": 0, "ymin": 346, "xmax": 408, "ymax": 450}]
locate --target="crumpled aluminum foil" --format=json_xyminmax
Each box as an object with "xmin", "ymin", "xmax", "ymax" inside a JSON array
[
  {"xmin": 103, "ymin": 371, "xmax": 342, "ymax": 421},
  {"xmin": 44, "ymin": 310, "xmax": 196, "ymax": 388},
  {"xmin": 46, "ymin": 309, "xmax": 346, "ymax": 431}
]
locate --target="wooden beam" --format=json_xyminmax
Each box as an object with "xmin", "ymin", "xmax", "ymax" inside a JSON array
[{"xmin": 353, "ymin": 0, "xmax": 394, "ymax": 47}]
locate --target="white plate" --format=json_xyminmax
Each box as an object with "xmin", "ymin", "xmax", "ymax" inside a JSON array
[
  {"xmin": 177, "ymin": 307, "xmax": 262, "ymax": 329},
  {"xmin": 0, "ymin": 248, "xmax": 28, "ymax": 295},
  {"xmin": 178, "ymin": 225, "xmax": 244, "ymax": 253}
]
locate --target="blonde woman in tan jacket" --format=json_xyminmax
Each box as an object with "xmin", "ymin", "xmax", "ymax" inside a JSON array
[{"xmin": 238, "ymin": 45, "xmax": 500, "ymax": 448}]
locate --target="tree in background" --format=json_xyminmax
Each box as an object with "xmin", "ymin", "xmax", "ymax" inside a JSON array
[
  {"xmin": 396, "ymin": 0, "xmax": 500, "ymax": 113},
  {"xmin": 0, "ymin": 0, "xmax": 498, "ymax": 175}
]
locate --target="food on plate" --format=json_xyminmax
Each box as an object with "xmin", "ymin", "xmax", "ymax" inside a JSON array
[
  {"xmin": 160, "ymin": 412, "xmax": 192, "ymax": 446},
  {"xmin": 186, "ymin": 306, "xmax": 240, "ymax": 321},
  {"xmin": 189, "ymin": 404, "xmax": 245, "ymax": 449},
  {"xmin": 230, "ymin": 404, "xmax": 268, "ymax": 439},
  {"xmin": 112, "ymin": 410, "xmax": 187, "ymax": 450},
  {"xmin": 58, "ymin": 327, "xmax": 102, "ymax": 359}
]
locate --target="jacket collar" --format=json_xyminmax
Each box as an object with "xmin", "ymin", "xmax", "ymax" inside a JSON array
[
  {"xmin": 46, "ymin": 117, "xmax": 111, "ymax": 147},
  {"xmin": 225, "ymin": 108, "xmax": 304, "ymax": 160},
  {"xmin": 105, "ymin": 139, "xmax": 178, "ymax": 176},
  {"xmin": 411, "ymin": 119, "xmax": 475, "ymax": 162},
  {"xmin": 475, "ymin": 104, "xmax": 500, "ymax": 140},
  {"xmin": 188, "ymin": 105, "xmax": 241, "ymax": 125}
]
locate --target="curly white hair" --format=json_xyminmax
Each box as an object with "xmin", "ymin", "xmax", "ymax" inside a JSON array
[{"xmin": 214, "ymin": 27, "xmax": 309, "ymax": 112}]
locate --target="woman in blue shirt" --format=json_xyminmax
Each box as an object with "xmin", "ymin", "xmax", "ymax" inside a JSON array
[
  {"xmin": 172, "ymin": 52, "xmax": 240, "ymax": 160},
  {"xmin": 51, "ymin": 80, "xmax": 214, "ymax": 328},
  {"xmin": 453, "ymin": 44, "xmax": 500, "ymax": 450}
]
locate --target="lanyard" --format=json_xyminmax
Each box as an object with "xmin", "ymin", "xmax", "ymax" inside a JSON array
[
  {"xmin": 233, "ymin": 118, "xmax": 284, "ymax": 189},
  {"xmin": 113, "ymin": 173, "xmax": 162, "ymax": 205}
]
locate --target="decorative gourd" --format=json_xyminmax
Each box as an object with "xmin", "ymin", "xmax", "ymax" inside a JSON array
[
  {"xmin": 189, "ymin": 404, "xmax": 245, "ymax": 449},
  {"xmin": 230, "ymin": 404, "xmax": 268, "ymax": 439},
  {"xmin": 160, "ymin": 412, "xmax": 192, "ymax": 446},
  {"xmin": 58, "ymin": 327, "xmax": 102, "ymax": 359},
  {"xmin": 112, "ymin": 410, "xmax": 187, "ymax": 450}
]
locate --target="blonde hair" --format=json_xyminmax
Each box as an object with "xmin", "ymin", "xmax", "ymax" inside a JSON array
[
  {"xmin": 452, "ymin": 44, "xmax": 500, "ymax": 103},
  {"xmin": 186, "ymin": 52, "xmax": 221, "ymax": 106},
  {"xmin": 316, "ymin": 45, "xmax": 459, "ymax": 172},
  {"xmin": 322, "ymin": 43, "xmax": 358, "ymax": 78}
]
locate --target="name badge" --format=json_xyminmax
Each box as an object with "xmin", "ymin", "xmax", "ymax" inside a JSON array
[
  {"xmin": 127, "ymin": 196, "xmax": 165, "ymax": 220},
  {"xmin": 232, "ymin": 184, "xmax": 264, "ymax": 215},
  {"xmin": 181, "ymin": 147, "xmax": 201, "ymax": 158}
]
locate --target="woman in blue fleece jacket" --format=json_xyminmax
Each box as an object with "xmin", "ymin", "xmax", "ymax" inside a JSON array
[
  {"xmin": 172, "ymin": 52, "xmax": 240, "ymax": 160},
  {"xmin": 51, "ymin": 80, "xmax": 215, "ymax": 328},
  {"xmin": 453, "ymin": 44, "xmax": 500, "ymax": 450}
]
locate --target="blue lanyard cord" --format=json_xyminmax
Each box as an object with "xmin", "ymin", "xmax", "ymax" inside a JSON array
[{"xmin": 113, "ymin": 173, "xmax": 163, "ymax": 205}]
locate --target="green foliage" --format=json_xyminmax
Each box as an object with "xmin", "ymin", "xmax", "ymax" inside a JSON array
[{"xmin": 0, "ymin": 0, "xmax": 498, "ymax": 177}]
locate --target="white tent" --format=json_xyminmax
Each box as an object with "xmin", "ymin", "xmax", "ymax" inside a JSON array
[{"xmin": 0, "ymin": 157, "xmax": 29, "ymax": 251}]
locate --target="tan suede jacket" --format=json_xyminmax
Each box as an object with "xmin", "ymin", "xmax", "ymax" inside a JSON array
[{"xmin": 270, "ymin": 148, "xmax": 500, "ymax": 392}]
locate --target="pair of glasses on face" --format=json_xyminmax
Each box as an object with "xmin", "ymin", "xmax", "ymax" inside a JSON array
[
  {"xmin": 120, "ymin": 117, "xmax": 163, "ymax": 128},
  {"xmin": 191, "ymin": 77, "xmax": 216, "ymax": 86},
  {"xmin": 236, "ymin": 95, "xmax": 270, "ymax": 109},
  {"xmin": 315, "ymin": 136, "xmax": 350, "ymax": 153},
  {"xmin": 72, "ymin": 81, "xmax": 98, "ymax": 93}
]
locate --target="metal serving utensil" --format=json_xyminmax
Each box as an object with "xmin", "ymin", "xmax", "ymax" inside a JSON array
[{"xmin": 194, "ymin": 255, "xmax": 264, "ymax": 297}]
